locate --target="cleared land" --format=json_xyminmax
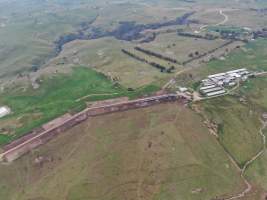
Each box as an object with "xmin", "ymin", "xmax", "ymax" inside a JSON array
[
  {"xmin": 174, "ymin": 38, "xmax": 267, "ymax": 88},
  {"xmin": 0, "ymin": 103, "xmax": 245, "ymax": 200},
  {"xmin": 138, "ymin": 32, "xmax": 226, "ymax": 63},
  {"xmin": 0, "ymin": 0, "xmax": 100, "ymax": 78},
  {"xmin": 1, "ymin": 0, "xmax": 267, "ymax": 199},
  {"xmin": 0, "ymin": 67, "xmax": 159, "ymax": 145},
  {"xmin": 200, "ymin": 96, "xmax": 263, "ymax": 167},
  {"xmin": 47, "ymin": 37, "xmax": 174, "ymax": 88},
  {"xmin": 198, "ymin": 77, "xmax": 267, "ymax": 198},
  {"xmin": 237, "ymin": 77, "xmax": 267, "ymax": 192}
]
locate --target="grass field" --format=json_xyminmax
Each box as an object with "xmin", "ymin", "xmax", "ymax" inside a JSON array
[
  {"xmin": 176, "ymin": 38, "xmax": 267, "ymax": 88},
  {"xmin": 0, "ymin": 67, "xmax": 159, "ymax": 145},
  {"xmin": 49, "ymin": 32, "xmax": 236, "ymax": 90},
  {"xmin": 140, "ymin": 32, "xmax": 226, "ymax": 64},
  {"xmin": 245, "ymin": 128, "xmax": 267, "ymax": 191},
  {"xmin": 0, "ymin": 103, "xmax": 245, "ymax": 200},
  {"xmin": 197, "ymin": 65, "xmax": 267, "ymax": 196},
  {"xmin": 240, "ymin": 77, "xmax": 267, "ymax": 110},
  {"xmin": 0, "ymin": 0, "xmax": 100, "ymax": 78},
  {"xmin": 239, "ymin": 77, "xmax": 267, "ymax": 191},
  {"xmin": 200, "ymin": 38, "xmax": 267, "ymax": 75},
  {"xmin": 200, "ymin": 96, "xmax": 263, "ymax": 167},
  {"xmin": 47, "ymin": 37, "xmax": 174, "ymax": 88}
]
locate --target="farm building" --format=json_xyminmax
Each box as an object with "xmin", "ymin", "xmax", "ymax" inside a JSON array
[
  {"xmin": 179, "ymin": 87, "xmax": 188, "ymax": 93},
  {"xmin": 208, "ymin": 72, "xmax": 226, "ymax": 79},
  {"xmin": 262, "ymin": 113, "xmax": 267, "ymax": 121},
  {"xmin": 201, "ymin": 87, "xmax": 223, "ymax": 94},
  {"xmin": 198, "ymin": 68, "xmax": 251, "ymax": 98},
  {"xmin": 206, "ymin": 90, "xmax": 226, "ymax": 97},
  {"xmin": 0, "ymin": 106, "xmax": 10, "ymax": 118},
  {"xmin": 200, "ymin": 85, "xmax": 217, "ymax": 91}
]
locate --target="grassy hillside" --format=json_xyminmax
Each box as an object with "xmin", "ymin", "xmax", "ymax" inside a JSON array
[
  {"xmin": 174, "ymin": 38, "xmax": 267, "ymax": 88},
  {"xmin": 240, "ymin": 77, "xmax": 267, "ymax": 110},
  {"xmin": 0, "ymin": 67, "xmax": 159, "ymax": 145},
  {"xmin": 197, "ymin": 39, "xmax": 267, "ymax": 79},
  {"xmin": 52, "ymin": 37, "xmax": 175, "ymax": 88},
  {"xmin": 0, "ymin": 0, "xmax": 100, "ymax": 77},
  {"xmin": 200, "ymin": 96, "xmax": 263, "ymax": 167},
  {"xmin": 237, "ymin": 77, "xmax": 267, "ymax": 191},
  {"xmin": 199, "ymin": 76, "xmax": 267, "ymax": 197},
  {"xmin": 0, "ymin": 104, "xmax": 244, "ymax": 200}
]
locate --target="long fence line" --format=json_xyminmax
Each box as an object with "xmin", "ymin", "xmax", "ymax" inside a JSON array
[{"xmin": 0, "ymin": 93, "xmax": 185, "ymax": 162}]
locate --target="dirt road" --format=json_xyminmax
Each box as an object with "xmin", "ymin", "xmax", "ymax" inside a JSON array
[
  {"xmin": 162, "ymin": 68, "xmax": 190, "ymax": 89},
  {"xmin": 199, "ymin": 9, "xmax": 229, "ymax": 32}
]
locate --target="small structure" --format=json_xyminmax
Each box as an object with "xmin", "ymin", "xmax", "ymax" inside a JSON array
[
  {"xmin": 0, "ymin": 106, "xmax": 10, "ymax": 118},
  {"xmin": 201, "ymin": 87, "xmax": 223, "ymax": 95},
  {"xmin": 262, "ymin": 113, "xmax": 267, "ymax": 121},
  {"xmin": 208, "ymin": 72, "xmax": 226, "ymax": 79},
  {"xmin": 228, "ymin": 82, "xmax": 236, "ymax": 87},
  {"xmin": 200, "ymin": 85, "xmax": 217, "ymax": 91},
  {"xmin": 179, "ymin": 87, "xmax": 188, "ymax": 93},
  {"xmin": 206, "ymin": 90, "xmax": 226, "ymax": 97}
]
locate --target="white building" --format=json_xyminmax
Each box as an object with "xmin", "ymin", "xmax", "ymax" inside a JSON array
[
  {"xmin": 179, "ymin": 87, "xmax": 188, "ymax": 93},
  {"xmin": 208, "ymin": 72, "xmax": 226, "ymax": 79},
  {"xmin": 206, "ymin": 90, "xmax": 226, "ymax": 97},
  {"xmin": 200, "ymin": 85, "xmax": 217, "ymax": 91},
  {"xmin": 201, "ymin": 87, "xmax": 223, "ymax": 94},
  {"xmin": 0, "ymin": 106, "xmax": 10, "ymax": 118},
  {"xmin": 228, "ymin": 82, "xmax": 236, "ymax": 87},
  {"xmin": 226, "ymin": 68, "xmax": 247, "ymax": 74}
]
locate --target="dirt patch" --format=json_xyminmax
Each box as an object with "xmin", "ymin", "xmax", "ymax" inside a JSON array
[{"xmin": 42, "ymin": 113, "xmax": 72, "ymax": 131}]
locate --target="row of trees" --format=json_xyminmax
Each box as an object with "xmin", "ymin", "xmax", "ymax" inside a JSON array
[
  {"xmin": 177, "ymin": 32, "xmax": 218, "ymax": 40},
  {"xmin": 183, "ymin": 40, "xmax": 234, "ymax": 65},
  {"xmin": 134, "ymin": 46, "xmax": 181, "ymax": 64},
  {"xmin": 121, "ymin": 49, "xmax": 175, "ymax": 73}
]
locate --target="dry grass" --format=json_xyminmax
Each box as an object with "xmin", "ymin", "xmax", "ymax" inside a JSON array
[{"xmin": 0, "ymin": 103, "xmax": 244, "ymax": 200}]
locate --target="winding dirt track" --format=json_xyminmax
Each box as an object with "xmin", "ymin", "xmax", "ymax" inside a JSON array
[
  {"xmin": 199, "ymin": 9, "xmax": 229, "ymax": 31},
  {"xmin": 224, "ymin": 119, "xmax": 266, "ymax": 200}
]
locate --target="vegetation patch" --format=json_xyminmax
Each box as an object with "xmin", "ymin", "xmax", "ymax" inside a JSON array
[
  {"xmin": 196, "ymin": 39, "xmax": 267, "ymax": 79},
  {"xmin": 200, "ymin": 96, "xmax": 262, "ymax": 167},
  {"xmin": 0, "ymin": 67, "xmax": 159, "ymax": 145},
  {"xmin": 0, "ymin": 104, "xmax": 244, "ymax": 200}
]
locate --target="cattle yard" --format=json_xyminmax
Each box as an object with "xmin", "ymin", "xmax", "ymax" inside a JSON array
[{"xmin": 199, "ymin": 68, "xmax": 250, "ymax": 97}]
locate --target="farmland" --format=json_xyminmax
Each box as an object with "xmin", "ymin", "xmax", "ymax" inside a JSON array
[
  {"xmin": 0, "ymin": 104, "xmax": 245, "ymax": 200},
  {"xmin": 198, "ymin": 75, "xmax": 267, "ymax": 199},
  {"xmin": 0, "ymin": 67, "xmax": 159, "ymax": 145},
  {"xmin": 175, "ymin": 38, "xmax": 267, "ymax": 87},
  {"xmin": 200, "ymin": 96, "xmax": 263, "ymax": 167},
  {"xmin": 1, "ymin": 0, "xmax": 267, "ymax": 199}
]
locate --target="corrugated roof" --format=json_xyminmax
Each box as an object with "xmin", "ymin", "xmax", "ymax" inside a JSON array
[{"xmin": 206, "ymin": 90, "xmax": 226, "ymax": 97}]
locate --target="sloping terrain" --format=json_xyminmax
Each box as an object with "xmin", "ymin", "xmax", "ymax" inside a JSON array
[
  {"xmin": 0, "ymin": 103, "xmax": 244, "ymax": 200},
  {"xmin": 201, "ymin": 96, "xmax": 263, "ymax": 166},
  {"xmin": 199, "ymin": 76, "xmax": 267, "ymax": 199}
]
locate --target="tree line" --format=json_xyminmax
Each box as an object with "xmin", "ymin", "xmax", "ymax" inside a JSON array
[
  {"xmin": 177, "ymin": 32, "xmax": 218, "ymax": 40},
  {"xmin": 121, "ymin": 49, "xmax": 175, "ymax": 73},
  {"xmin": 134, "ymin": 46, "xmax": 181, "ymax": 64},
  {"xmin": 183, "ymin": 40, "xmax": 234, "ymax": 65}
]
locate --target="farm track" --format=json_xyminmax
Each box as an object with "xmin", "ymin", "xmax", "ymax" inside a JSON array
[
  {"xmin": 224, "ymin": 119, "xmax": 266, "ymax": 200},
  {"xmin": 193, "ymin": 104, "xmax": 267, "ymax": 199},
  {"xmin": 199, "ymin": 9, "xmax": 229, "ymax": 31}
]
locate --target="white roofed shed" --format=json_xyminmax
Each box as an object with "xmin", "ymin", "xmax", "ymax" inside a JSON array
[{"xmin": 0, "ymin": 106, "xmax": 10, "ymax": 118}]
